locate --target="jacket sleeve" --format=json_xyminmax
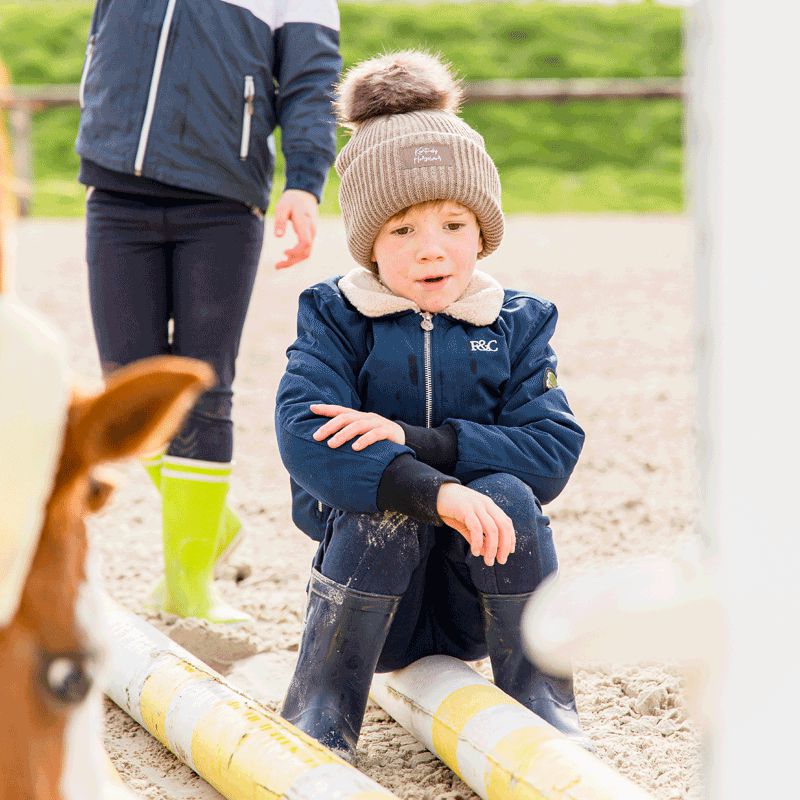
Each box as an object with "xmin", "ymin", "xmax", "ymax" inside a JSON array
[
  {"xmin": 276, "ymin": 285, "xmax": 414, "ymax": 512},
  {"xmin": 444, "ymin": 302, "xmax": 585, "ymax": 504},
  {"xmin": 273, "ymin": 2, "xmax": 342, "ymax": 202}
]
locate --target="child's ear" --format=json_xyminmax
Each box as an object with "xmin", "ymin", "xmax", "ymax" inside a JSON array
[{"xmin": 477, "ymin": 234, "xmax": 484, "ymax": 255}]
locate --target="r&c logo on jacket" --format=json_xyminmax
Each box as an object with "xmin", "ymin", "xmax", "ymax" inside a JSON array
[{"xmin": 470, "ymin": 340, "xmax": 498, "ymax": 352}]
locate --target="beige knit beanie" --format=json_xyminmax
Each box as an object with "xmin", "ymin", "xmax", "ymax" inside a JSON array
[{"xmin": 335, "ymin": 51, "xmax": 504, "ymax": 270}]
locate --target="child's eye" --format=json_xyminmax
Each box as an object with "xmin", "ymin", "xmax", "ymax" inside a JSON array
[
  {"xmin": 391, "ymin": 226, "xmax": 412, "ymax": 236},
  {"xmin": 445, "ymin": 223, "xmax": 465, "ymax": 231}
]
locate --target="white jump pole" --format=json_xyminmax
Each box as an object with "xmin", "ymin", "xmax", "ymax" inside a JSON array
[
  {"xmin": 689, "ymin": 1, "xmax": 800, "ymax": 797},
  {"xmin": 104, "ymin": 601, "xmax": 398, "ymax": 800},
  {"xmin": 371, "ymin": 656, "xmax": 654, "ymax": 800}
]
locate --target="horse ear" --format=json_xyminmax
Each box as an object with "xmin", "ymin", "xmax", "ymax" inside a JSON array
[{"xmin": 72, "ymin": 357, "xmax": 215, "ymax": 467}]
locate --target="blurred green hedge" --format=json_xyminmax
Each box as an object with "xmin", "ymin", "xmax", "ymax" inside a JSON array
[{"xmin": 0, "ymin": 1, "xmax": 684, "ymax": 216}]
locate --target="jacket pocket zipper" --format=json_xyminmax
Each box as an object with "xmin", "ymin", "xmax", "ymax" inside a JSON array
[
  {"xmin": 78, "ymin": 34, "xmax": 96, "ymax": 110},
  {"xmin": 240, "ymin": 76, "xmax": 255, "ymax": 160}
]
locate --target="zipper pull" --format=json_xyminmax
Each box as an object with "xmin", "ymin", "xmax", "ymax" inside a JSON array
[
  {"xmin": 244, "ymin": 75, "xmax": 255, "ymax": 115},
  {"xmin": 420, "ymin": 311, "xmax": 434, "ymax": 331},
  {"xmin": 240, "ymin": 76, "xmax": 256, "ymax": 161},
  {"xmin": 79, "ymin": 34, "xmax": 96, "ymax": 110}
]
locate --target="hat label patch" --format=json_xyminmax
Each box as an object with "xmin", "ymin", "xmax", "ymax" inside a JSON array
[
  {"xmin": 400, "ymin": 143, "xmax": 455, "ymax": 170},
  {"xmin": 544, "ymin": 368, "xmax": 558, "ymax": 391}
]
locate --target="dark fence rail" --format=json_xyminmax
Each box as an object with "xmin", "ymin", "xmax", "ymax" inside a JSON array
[
  {"xmin": 0, "ymin": 78, "xmax": 684, "ymax": 215},
  {"xmin": 466, "ymin": 77, "xmax": 683, "ymax": 102}
]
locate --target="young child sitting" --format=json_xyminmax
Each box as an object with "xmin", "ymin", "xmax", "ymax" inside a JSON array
[{"xmin": 275, "ymin": 51, "xmax": 591, "ymax": 761}]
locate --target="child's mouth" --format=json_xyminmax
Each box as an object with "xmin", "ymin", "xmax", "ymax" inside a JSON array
[{"xmin": 421, "ymin": 276, "xmax": 447, "ymax": 284}]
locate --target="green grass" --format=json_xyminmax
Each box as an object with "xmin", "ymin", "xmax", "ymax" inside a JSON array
[
  {"xmin": 0, "ymin": 1, "xmax": 684, "ymax": 216},
  {"xmin": 339, "ymin": 3, "xmax": 682, "ymax": 79}
]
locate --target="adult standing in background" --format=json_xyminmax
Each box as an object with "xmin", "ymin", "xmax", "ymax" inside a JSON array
[{"xmin": 75, "ymin": 0, "xmax": 342, "ymax": 623}]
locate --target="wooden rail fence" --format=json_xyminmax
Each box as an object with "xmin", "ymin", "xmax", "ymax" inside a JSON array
[{"xmin": 0, "ymin": 78, "xmax": 684, "ymax": 215}]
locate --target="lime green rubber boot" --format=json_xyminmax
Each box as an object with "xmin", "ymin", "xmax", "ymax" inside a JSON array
[
  {"xmin": 141, "ymin": 449, "xmax": 165, "ymax": 488},
  {"xmin": 159, "ymin": 456, "xmax": 251, "ymax": 623},
  {"xmin": 143, "ymin": 450, "xmax": 245, "ymax": 610},
  {"xmin": 141, "ymin": 449, "xmax": 244, "ymax": 563}
]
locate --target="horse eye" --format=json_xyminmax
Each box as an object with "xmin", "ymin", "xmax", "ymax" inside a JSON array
[{"xmin": 42, "ymin": 655, "xmax": 94, "ymax": 705}]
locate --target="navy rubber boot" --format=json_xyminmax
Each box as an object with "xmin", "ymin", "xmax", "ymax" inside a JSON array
[
  {"xmin": 480, "ymin": 591, "xmax": 594, "ymax": 752},
  {"xmin": 281, "ymin": 569, "xmax": 401, "ymax": 762}
]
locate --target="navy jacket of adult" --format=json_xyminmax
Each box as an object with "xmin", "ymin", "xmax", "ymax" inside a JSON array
[
  {"xmin": 75, "ymin": 0, "xmax": 341, "ymax": 208},
  {"xmin": 276, "ymin": 268, "xmax": 585, "ymax": 540}
]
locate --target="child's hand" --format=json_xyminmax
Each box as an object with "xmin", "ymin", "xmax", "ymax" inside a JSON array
[
  {"xmin": 310, "ymin": 404, "xmax": 406, "ymax": 451},
  {"xmin": 436, "ymin": 483, "xmax": 516, "ymax": 567}
]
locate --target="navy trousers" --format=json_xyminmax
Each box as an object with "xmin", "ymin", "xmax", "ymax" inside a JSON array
[
  {"xmin": 86, "ymin": 190, "xmax": 264, "ymax": 462},
  {"xmin": 313, "ymin": 473, "xmax": 558, "ymax": 672}
]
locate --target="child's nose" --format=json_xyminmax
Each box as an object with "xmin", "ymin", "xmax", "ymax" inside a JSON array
[{"xmin": 416, "ymin": 234, "xmax": 446, "ymax": 262}]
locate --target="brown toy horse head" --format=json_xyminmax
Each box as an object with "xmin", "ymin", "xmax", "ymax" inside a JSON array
[{"xmin": 0, "ymin": 296, "xmax": 213, "ymax": 799}]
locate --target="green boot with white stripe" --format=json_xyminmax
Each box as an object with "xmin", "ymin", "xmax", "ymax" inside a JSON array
[
  {"xmin": 158, "ymin": 456, "xmax": 251, "ymax": 623},
  {"xmin": 142, "ymin": 450, "xmax": 245, "ymax": 611},
  {"xmin": 141, "ymin": 449, "xmax": 245, "ymax": 566}
]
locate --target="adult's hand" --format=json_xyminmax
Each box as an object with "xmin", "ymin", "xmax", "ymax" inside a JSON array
[{"xmin": 273, "ymin": 189, "xmax": 318, "ymax": 270}]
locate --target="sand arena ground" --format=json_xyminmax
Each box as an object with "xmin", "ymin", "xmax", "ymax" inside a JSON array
[{"xmin": 15, "ymin": 214, "xmax": 701, "ymax": 799}]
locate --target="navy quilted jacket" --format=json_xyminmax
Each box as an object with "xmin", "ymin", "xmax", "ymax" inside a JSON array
[
  {"xmin": 76, "ymin": 0, "xmax": 341, "ymax": 207},
  {"xmin": 276, "ymin": 274, "xmax": 585, "ymax": 539}
]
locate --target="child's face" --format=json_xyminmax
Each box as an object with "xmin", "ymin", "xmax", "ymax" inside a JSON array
[{"xmin": 370, "ymin": 201, "xmax": 484, "ymax": 313}]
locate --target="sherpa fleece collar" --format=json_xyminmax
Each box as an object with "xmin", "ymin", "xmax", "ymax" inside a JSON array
[{"xmin": 338, "ymin": 267, "xmax": 504, "ymax": 326}]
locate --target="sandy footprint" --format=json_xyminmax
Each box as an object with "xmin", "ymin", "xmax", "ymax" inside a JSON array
[{"xmin": 166, "ymin": 617, "xmax": 261, "ymax": 674}]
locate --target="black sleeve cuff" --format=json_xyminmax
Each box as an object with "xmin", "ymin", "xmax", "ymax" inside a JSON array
[
  {"xmin": 377, "ymin": 453, "xmax": 460, "ymax": 526},
  {"xmin": 396, "ymin": 422, "xmax": 458, "ymax": 473}
]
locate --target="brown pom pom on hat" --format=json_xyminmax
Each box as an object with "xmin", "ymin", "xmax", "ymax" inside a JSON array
[{"xmin": 334, "ymin": 51, "xmax": 504, "ymax": 270}]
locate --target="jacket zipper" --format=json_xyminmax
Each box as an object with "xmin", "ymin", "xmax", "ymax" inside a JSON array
[
  {"xmin": 78, "ymin": 34, "xmax": 95, "ymax": 110},
  {"xmin": 317, "ymin": 315, "xmax": 433, "ymax": 511},
  {"xmin": 420, "ymin": 312, "xmax": 434, "ymax": 428},
  {"xmin": 240, "ymin": 76, "xmax": 255, "ymax": 160},
  {"xmin": 317, "ymin": 500, "xmax": 324, "ymax": 513},
  {"xmin": 134, "ymin": 0, "xmax": 178, "ymax": 176}
]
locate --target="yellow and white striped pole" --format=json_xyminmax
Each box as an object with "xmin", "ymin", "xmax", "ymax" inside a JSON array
[
  {"xmin": 104, "ymin": 602, "xmax": 397, "ymax": 800},
  {"xmin": 371, "ymin": 656, "xmax": 654, "ymax": 800}
]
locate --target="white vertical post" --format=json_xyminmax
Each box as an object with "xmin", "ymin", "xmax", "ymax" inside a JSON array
[{"xmin": 689, "ymin": 2, "xmax": 800, "ymax": 797}]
